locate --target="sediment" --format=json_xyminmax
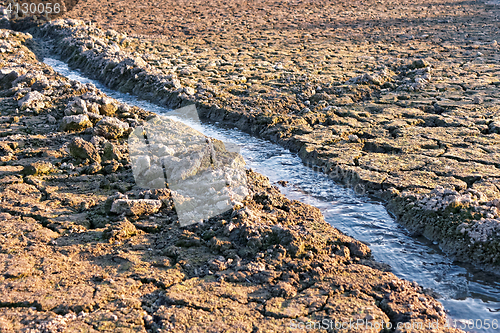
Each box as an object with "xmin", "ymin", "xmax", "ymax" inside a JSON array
[
  {"xmin": 27, "ymin": 0, "xmax": 500, "ymax": 274},
  {"xmin": 0, "ymin": 29, "xmax": 465, "ymax": 332}
]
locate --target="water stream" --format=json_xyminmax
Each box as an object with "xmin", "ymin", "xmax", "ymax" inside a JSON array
[{"xmin": 44, "ymin": 57, "xmax": 500, "ymax": 332}]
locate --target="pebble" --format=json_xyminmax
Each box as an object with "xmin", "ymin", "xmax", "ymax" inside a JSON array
[{"xmin": 60, "ymin": 114, "xmax": 93, "ymax": 131}]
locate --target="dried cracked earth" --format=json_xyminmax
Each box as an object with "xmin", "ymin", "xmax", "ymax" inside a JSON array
[
  {"xmin": 0, "ymin": 29, "xmax": 464, "ymax": 332},
  {"xmin": 43, "ymin": 0, "xmax": 500, "ymax": 270},
  {"xmin": 0, "ymin": 0, "xmax": 499, "ymax": 331}
]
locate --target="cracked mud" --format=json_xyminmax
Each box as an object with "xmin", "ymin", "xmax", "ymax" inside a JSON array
[
  {"xmin": 0, "ymin": 29, "xmax": 466, "ymax": 332},
  {"xmin": 23, "ymin": 0, "xmax": 500, "ymax": 272}
]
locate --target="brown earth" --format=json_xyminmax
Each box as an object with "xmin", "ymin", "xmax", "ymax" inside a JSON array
[
  {"xmin": 0, "ymin": 30, "xmax": 465, "ymax": 332},
  {"xmin": 29, "ymin": 0, "xmax": 500, "ymax": 271}
]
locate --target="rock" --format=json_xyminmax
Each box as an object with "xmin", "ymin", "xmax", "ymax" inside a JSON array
[
  {"xmin": 94, "ymin": 117, "xmax": 130, "ymax": 139},
  {"xmin": 60, "ymin": 114, "xmax": 93, "ymax": 132},
  {"xmin": 102, "ymin": 142, "xmax": 122, "ymax": 161},
  {"xmin": 109, "ymin": 199, "xmax": 162, "ymax": 216},
  {"xmin": 86, "ymin": 102, "xmax": 101, "ymax": 114},
  {"xmin": 85, "ymin": 112, "xmax": 103, "ymax": 123},
  {"xmin": 83, "ymin": 162, "xmax": 102, "ymax": 174},
  {"xmin": 31, "ymin": 77, "xmax": 51, "ymax": 92},
  {"xmin": 47, "ymin": 114, "xmax": 57, "ymax": 124},
  {"xmin": 348, "ymin": 73, "xmax": 385, "ymax": 86},
  {"xmin": 184, "ymin": 87, "xmax": 196, "ymax": 95},
  {"xmin": 103, "ymin": 192, "xmax": 128, "ymax": 213},
  {"xmin": 411, "ymin": 59, "xmax": 430, "ymax": 69},
  {"xmin": 18, "ymin": 91, "xmax": 45, "ymax": 111},
  {"xmin": 171, "ymin": 78, "xmax": 182, "ymax": 89},
  {"xmin": 0, "ymin": 17, "xmax": 10, "ymax": 30},
  {"xmin": 99, "ymin": 99, "xmax": 118, "ymax": 116},
  {"xmin": 22, "ymin": 161, "xmax": 55, "ymax": 176},
  {"xmin": 0, "ymin": 142, "xmax": 13, "ymax": 156},
  {"xmin": 104, "ymin": 219, "xmax": 138, "ymax": 242},
  {"xmin": 60, "ymin": 162, "xmax": 75, "ymax": 170},
  {"xmin": 68, "ymin": 137, "xmax": 101, "ymax": 164},
  {"xmin": 489, "ymin": 121, "xmax": 500, "ymax": 134},
  {"xmin": 102, "ymin": 160, "xmax": 121, "ymax": 174},
  {"xmin": 208, "ymin": 257, "xmax": 228, "ymax": 271},
  {"xmin": 64, "ymin": 98, "xmax": 87, "ymax": 115},
  {"xmin": 90, "ymin": 135, "xmax": 107, "ymax": 147},
  {"xmin": 0, "ymin": 68, "xmax": 19, "ymax": 89},
  {"xmin": 348, "ymin": 134, "xmax": 360, "ymax": 142}
]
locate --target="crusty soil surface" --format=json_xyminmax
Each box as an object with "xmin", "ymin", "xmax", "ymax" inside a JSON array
[
  {"xmin": 34, "ymin": 0, "xmax": 500, "ymax": 271},
  {"xmin": 0, "ymin": 30, "xmax": 464, "ymax": 332}
]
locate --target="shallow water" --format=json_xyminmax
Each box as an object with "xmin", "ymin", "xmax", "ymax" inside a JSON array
[{"xmin": 44, "ymin": 57, "xmax": 500, "ymax": 332}]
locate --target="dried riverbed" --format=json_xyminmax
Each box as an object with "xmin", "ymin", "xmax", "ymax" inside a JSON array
[
  {"xmin": 31, "ymin": 0, "xmax": 500, "ymax": 273},
  {"xmin": 1, "ymin": 0, "xmax": 499, "ymax": 330},
  {"xmin": 44, "ymin": 55, "xmax": 500, "ymax": 332},
  {"xmin": 0, "ymin": 29, "xmax": 467, "ymax": 332}
]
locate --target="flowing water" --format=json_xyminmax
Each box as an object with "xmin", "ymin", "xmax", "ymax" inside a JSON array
[{"xmin": 44, "ymin": 57, "xmax": 500, "ymax": 332}]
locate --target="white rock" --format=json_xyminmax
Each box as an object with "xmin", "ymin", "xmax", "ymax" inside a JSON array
[
  {"xmin": 184, "ymin": 87, "xmax": 195, "ymax": 95},
  {"xmin": 18, "ymin": 91, "xmax": 45, "ymax": 111},
  {"xmin": 110, "ymin": 199, "xmax": 162, "ymax": 216},
  {"xmin": 348, "ymin": 134, "xmax": 360, "ymax": 142},
  {"xmin": 65, "ymin": 98, "xmax": 87, "ymax": 115}
]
